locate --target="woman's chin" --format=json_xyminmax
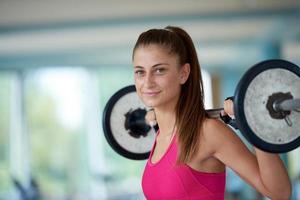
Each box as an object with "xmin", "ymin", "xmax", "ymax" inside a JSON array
[
  {"xmin": 141, "ymin": 100, "xmax": 157, "ymax": 108},
  {"xmin": 143, "ymin": 103, "xmax": 155, "ymax": 108}
]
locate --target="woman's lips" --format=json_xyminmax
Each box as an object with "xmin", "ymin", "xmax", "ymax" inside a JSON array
[{"xmin": 142, "ymin": 91, "xmax": 161, "ymax": 96}]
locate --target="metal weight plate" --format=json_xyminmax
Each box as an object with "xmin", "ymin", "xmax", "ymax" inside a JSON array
[
  {"xmin": 234, "ymin": 59, "xmax": 300, "ymax": 153},
  {"xmin": 102, "ymin": 85, "xmax": 155, "ymax": 160}
]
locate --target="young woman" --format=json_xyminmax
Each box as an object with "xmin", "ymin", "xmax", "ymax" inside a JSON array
[{"xmin": 132, "ymin": 26, "xmax": 291, "ymax": 200}]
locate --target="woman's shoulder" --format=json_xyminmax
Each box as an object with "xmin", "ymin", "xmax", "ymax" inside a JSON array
[
  {"xmin": 202, "ymin": 117, "xmax": 227, "ymax": 135},
  {"xmin": 192, "ymin": 118, "xmax": 229, "ymax": 164},
  {"xmin": 200, "ymin": 117, "xmax": 231, "ymax": 147}
]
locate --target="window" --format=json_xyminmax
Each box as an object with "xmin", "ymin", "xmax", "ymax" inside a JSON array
[{"xmin": 0, "ymin": 72, "xmax": 14, "ymax": 198}]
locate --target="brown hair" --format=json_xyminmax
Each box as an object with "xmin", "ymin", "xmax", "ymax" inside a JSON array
[{"xmin": 132, "ymin": 26, "xmax": 206, "ymax": 163}]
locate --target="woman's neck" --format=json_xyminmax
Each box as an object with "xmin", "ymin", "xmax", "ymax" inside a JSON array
[{"xmin": 155, "ymin": 108, "xmax": 176, "ymax": 137}]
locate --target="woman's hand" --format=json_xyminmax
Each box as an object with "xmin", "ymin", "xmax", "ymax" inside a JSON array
[
  {"xmin": 145, "ymin": 109, "xmax": 157, "ymax": 126},
  {"xmin": 223, "ymin": 98, "xmax": 234, "ymax": 118}
]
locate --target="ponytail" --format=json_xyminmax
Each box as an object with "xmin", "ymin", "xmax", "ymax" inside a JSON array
[{"xmin": 166, "ymin": 26, "xmax": 206, "ymax": 163}]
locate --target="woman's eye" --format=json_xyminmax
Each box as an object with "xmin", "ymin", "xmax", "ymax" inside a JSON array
[
  {"xmin": 135, "ymin": 70, "xmax": 144, "ymax": 76},
  {"xmin": 155, "ymin": 68, "xmax": 165, "ymax": 74}
]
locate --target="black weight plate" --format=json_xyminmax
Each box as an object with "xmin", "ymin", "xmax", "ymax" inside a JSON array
[
  {"xmin": 102, "ymin": 85, "xmax": 155, "ymax": 160},
  {"xmin": 234, "ymin": 59, "xmax": 300, "ymax": 153}
]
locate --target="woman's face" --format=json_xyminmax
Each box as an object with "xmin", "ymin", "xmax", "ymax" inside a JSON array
[{"xmin": 133, "ymin": 44, "xmax": 189, "ymax": 109}]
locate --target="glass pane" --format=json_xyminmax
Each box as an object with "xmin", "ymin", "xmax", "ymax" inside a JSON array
[
  {"xmin": 0, "ymin": 72, "xmax": 14, "ymax": 198},
  {"xmin": 26, "ymin": 68, "xmax": 89, "ymax": 199}
]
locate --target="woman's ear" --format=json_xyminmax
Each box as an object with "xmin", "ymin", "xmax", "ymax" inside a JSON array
[{"xmin": 179, "ymin": 63, "xmax": 190, "ymax": 84}]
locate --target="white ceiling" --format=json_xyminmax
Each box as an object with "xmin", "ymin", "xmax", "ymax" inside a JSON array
[
  {"xmin": 0, "ymin": 0, "xmax": 299, "ymax": 70},
  {"xmin": 0, "ymin": 0, "xmax": 299, "ymax": 26}
]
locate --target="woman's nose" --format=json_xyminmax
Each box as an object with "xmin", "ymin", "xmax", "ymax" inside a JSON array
[{"xmin": 144, "ymin": 73, "xmax": 155, "ymax": 87}]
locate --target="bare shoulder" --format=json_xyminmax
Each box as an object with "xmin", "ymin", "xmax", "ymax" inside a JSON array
[
  {"xmin": 201, "ymin": 117, "xmax": 237, "ymax": 152},
  {"xmin": 201, "ymin": 117, "xmax": 229, "ymax": 140},
  {"xmin": 201, "ymin": 117, "xmax": 250, "ymax": 158}
]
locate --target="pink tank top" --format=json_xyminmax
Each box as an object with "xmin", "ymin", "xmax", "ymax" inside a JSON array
[{"xmin": 142, "ymin": 132, "xmax": 226, "ymax": 200}]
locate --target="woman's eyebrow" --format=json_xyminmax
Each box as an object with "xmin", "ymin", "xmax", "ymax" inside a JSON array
[
  {"xmin": 134, "ymin": 63, "xmax": 169, "ymax": 69},
  {"xmin": 152, "ymin": 63, "xmax": 169, "ymax": 68},
  {"xmin": 134, "ymin": 66, "xmax": 144, "ymax": 69}
]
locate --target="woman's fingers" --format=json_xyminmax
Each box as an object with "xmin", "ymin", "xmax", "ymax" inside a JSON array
[
  {"xmin": 223, "ymin": 99, "xmax": 234, "ymax": 116},
  {"xmin": 145, "ymin": 110, "xmax": 157, "ymax": 126}
]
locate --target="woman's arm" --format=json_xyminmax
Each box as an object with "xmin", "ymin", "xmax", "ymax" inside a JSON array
[
  {"xmin": 205, "ymin": 99, "xmax": 292, "ymax": 199},
  {"xmin": 204, "ymin": 119, "xmax": 291, "ymax": 199},
  {"xmin": 254, "ymin": 148, "xmax": 291, "ymax": 199}
]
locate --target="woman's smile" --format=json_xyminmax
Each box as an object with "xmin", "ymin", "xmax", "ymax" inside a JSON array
[{"xmin": 142, "ymin": 90, "xmax": 161, "ymax": 97}]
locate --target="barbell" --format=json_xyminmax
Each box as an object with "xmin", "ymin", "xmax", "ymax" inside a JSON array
[{"xmin": 102, "ymin": 59, "xmax": 300, "ymax": 160}]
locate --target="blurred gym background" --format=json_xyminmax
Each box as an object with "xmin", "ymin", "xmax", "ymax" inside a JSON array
[{"xmin": 0, "ymin": 0, "xmax": 300, "ymax": 199}]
